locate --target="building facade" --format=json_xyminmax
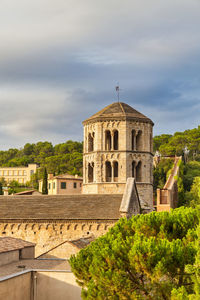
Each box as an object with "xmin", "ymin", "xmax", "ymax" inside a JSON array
[
  {"xmin": 39, "ymin": 174, "xmax": 83, "ymax": 195},
  {"xmin": 82, "ymin": 102, "xmax": 154, "ymax": 207},
  {"xmin": 0, "ymin": 164, "xmax": 38, "ymax": 184}
]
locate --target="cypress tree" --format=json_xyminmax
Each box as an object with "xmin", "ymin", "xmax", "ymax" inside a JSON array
[{"xmin": 42, "ymin": 167, "xmax": 48, "ymax": 194}]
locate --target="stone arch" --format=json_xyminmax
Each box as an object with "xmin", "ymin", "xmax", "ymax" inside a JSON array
[
  {"xmin": 105, "ymin": 130, "xmax": 112, "ymax": 150},
  {"xmin": 104, "ymin": 224, "xmax": 108, "ymax": 230},
  {"xmin": 89, "ymin": 224, "xmax": 92, "ymax": 231},
  {"xmin": 136, "ymin": 161, "xmax": 142, "ymax": 182},
  {"xmin": 136, "ymin": 130, "xmax": 143, "ymax": 151},
  {"xmin": 74, "ymin": 224, "xmax": 78, "ymax": 230},
  {"xmin": 131, "ymin": 130, "xmax": 136, "ymax": 150},
  {"xmin": 88, "ymin": 162, "xmax": 94, "ymax": 183},
  {"xmin": 11, "ymin": 224, "xmax": 15, "ymax": 230},
  {"xmin": 88, "ymin": 132, "xmax": 94, "ymax": 152},
  {"xmin": 82, "ymin": 224, "xmax": 86, "ymax": 230},
  {"xmin": 60, "ymin": 224, "xmax": 64, "ymax": 230},
  {"xmin": 46, "ymin": 224, "xmax": 50, "ymax": 230},
  {"xmin": 97, "ymin": 224, "xmax": 100, "ymax": 230},
  {"xmin": 132, "ymin": 161, "xmax": 136, "ymax": 177},
  {"xmin": 105, "ymin": 161, "xmax": 112, "ymax": 182},
  {"xmin": 18, "ymin": 224, "xmax": 22, "ymax": 230},
  {"xmin": 3, "ymin": 224, "xmax": 8, "ymax": 230},
  {"xmin": 113, "ymin": 161, "xmax": 118, "ymax": 182},
  {"xmin": 31, "ymin": 224, "xmax": 36, "ymax": 230},
  {"xmin": 113, "ymin": 130, "xmax": 119, "ymax": 150},
  {"xmin": 67, "ymin": 224, "xmax": 71, "ymax": 230}
]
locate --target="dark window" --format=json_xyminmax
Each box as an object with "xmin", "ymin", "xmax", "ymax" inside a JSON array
[
  {"xmin": 74, "ymin": 182, "xmax": 77, "ymax": 188},
  {"xmin": 113, "ymin": 130, "xmax": 119, "ymax": 150},
  {"xmin": 61, "ymin": 182, "xmax": 66, "ymax": 189},
  {"xmin": 105, "ymin": 130, "xmax": 111, "ymax": 150},
  {"xmin": 106, "ymin": 161, "xmax": 112, "ymax": 182},
  {"xmin": 53, "ymin": 182, "xmax": 55, "ymax": 189},
  {"xmin": 48, "ymin": 183, "xmax": 51, "ymax": 189},
  {"xmin": 80, "ymin": 183, "xmax": 82, "ymax": 187}
]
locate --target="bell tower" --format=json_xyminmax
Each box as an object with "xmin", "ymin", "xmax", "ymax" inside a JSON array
[{"xmin": 82, "ymin": 102, "xmax": 154, "ymax": 208}]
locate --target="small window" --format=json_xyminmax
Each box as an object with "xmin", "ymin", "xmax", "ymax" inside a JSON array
[
  {"xmin": 74, "ymin": 182, "xmax": 77, "ymax": 189},
  {"xmin": 19, "ymin": 170, "xmax": 22, "ymax": 176},
  {"xmin": 80, "ymin": 183, "xmax": 82, "ymax": 187},
  {"xmin": 48, "ymin": 183, "xmax": 51, "ymax": 189},
  {"xmin": 53, "ymin": 182, "xmax": 55, "ymax": 189},
  {"xmin": 61, "ymin": 182, "xmax": 66, "ymax": 189},
  {"xmin": 8, "ymin": 170, "xmax": 12, "ymax": 176}
]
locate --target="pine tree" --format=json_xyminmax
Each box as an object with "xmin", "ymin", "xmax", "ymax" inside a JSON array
[{"xmin": 42, "ymin": 167, "xmax": 48, "ymax": 194}]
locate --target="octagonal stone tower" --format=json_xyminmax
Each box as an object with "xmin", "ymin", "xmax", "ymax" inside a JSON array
[{"xmin": 82, "ymin": 102, "xmax": 154, "ymax": 207}]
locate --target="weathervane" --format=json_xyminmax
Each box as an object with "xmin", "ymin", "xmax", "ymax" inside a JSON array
[{"xmin": 115, "ymin": 83, "xmax": 121, "ymax": 102}]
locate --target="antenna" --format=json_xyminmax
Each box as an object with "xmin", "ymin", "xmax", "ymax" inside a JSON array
[{"xmin": 115, "ymin": 83, "xmax": 121, "ymax": 102}]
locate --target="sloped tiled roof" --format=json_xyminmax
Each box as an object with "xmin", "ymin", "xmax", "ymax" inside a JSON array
[
  {"xmin": 0, "ymin": 195, "xmax": 122, "ymax": 220},
  {"xmin": 69, "ymin": 236, "xmax": 94, "ymax": 249},
  {"xmin": 83, "ymin": 102, "xmax": 153, "ymax": 124},
  {"xmin": 0, "ymin": 237, "xmax": 35, "ymax": 254}
]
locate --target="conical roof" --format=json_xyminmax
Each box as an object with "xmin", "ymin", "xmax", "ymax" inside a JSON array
[{"xmin": 83, "ymin": 102, "xmax": 153, "ymax": 125}]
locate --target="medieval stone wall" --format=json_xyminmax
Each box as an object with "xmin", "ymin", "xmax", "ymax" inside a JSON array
[{"xmin": 0, "ymin": 220, "xmax": 115, "ymax": 257}]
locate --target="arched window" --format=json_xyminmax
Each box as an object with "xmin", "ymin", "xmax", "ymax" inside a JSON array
[
  {"xmin": 113, "ymin": 130, "xmax": 119, "ymax": 150},
  {"xmin": 88, "ymin": 133, "xmax": 94, "ymax": 152},
  {"xmin": 132, "ymin": 161, "xmax": 136, "ymax": 178},
  {"xmin": 136, "ymin": 161, "xmax": 142, "ymax": 182},
  {"xmin": 131, "ymin": 130, "xmax": 136, "ymax": 151},
  {"xmin": 88, "ymin": 162, "xmax": 94, "ymax": 182},
  {"xmin": 136, "ymin": 130, "xmax": 142, "ymax": 151},
  {"xmin": 105, "ymin": 161, "xmax": 112, "ymax": 182},
  {"xmin": 105, "ymin": 130, "xmax": 111, "ymax": 150},
  {"xmin": 113, "ymin": 161, "xmax": 118, "ymax": 182}
]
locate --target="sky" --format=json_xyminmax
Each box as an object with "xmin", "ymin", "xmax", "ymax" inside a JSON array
[{"xmin": 1, "ymin": 0, "xmax": 200, "ymax": 149}]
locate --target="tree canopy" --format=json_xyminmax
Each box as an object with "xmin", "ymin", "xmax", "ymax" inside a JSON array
[
  {"xmin": 0, "ymin": 140, "xmax": 83, "ymax": 177},
  {"xmin": 70, "ymin": 207, "xmax": 200, "ymax": 299}
]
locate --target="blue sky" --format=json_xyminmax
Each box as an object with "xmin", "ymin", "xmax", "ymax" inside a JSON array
[{"xmin": 1, "ymin": 0, "xmax": 200, "ymax": 149}]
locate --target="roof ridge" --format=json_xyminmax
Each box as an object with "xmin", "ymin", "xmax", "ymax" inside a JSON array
[{"xmin": 119, "ymin": 102, "xmax": 125, "ymax": 115}]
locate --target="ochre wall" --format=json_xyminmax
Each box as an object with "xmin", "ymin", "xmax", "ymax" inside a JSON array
[
  {"xmin": 0, "ymin": 272, "xmax": 32, "ymax": 300},
  {"xmin": 36, "ymin": 271, "xmax": 81, "ymax": 300},
  {"xmin": 0, "ymin": 221, "xmax": 115, "ymax": 257}
]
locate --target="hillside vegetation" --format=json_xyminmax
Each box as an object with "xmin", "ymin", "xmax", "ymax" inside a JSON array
[{"xmin": 0, "ymin": 140, "xmax": 83, "ymax": 176}]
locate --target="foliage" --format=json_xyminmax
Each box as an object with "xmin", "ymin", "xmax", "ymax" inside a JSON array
[
  {"xmin": 153, "ymin": 126, "xmax": 200, "ymax": 158},
  {"xmin": 182, "ymin": 161, "xmax": 200, "ymax": 192},
  {"xmin": 0, "ymin": 140, "xmax": 83, "ymax": 177},
  {"xmin": 70, "ymin": 207, "xmax": 199, "ymax": 300},
  {"xmin": 153, "ymin": 158, "xmax": 174, "ymax": 192},
  {"xmin": 42, "ymin": 167, "xmax": 48, "ymax": 194}
]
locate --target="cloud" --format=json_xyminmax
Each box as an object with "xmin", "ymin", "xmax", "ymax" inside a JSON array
[{"xmin": 0, "ymin": 0, "xmax": 200, "ymax": 148}]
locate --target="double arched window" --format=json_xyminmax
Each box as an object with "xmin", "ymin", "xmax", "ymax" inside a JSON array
[
  {"xmin": 105, "ymin": 130, "xmax": 119, "ymax": 151},
  {"xmin": 132, "ymin": 160, "xmax": 142, "ymax": 182},
  {"xmin": 131, "ymin": 130, "xmax": 143, "ymax": 151},
  {"xmin": 105, "ymin": 161, "xmax": 119, "ymax": 182}
]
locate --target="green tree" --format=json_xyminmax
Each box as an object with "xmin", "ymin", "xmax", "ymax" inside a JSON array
[
  {"xmin": 70, "ymin": 207, "xmax": 199, "ymax": 299},
  {"xmin": 42, "ymin": 167, "xmax": 48, "ymax": 194}
]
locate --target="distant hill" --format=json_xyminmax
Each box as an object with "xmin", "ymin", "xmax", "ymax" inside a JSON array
[
  {"xmin": 0, "ymin": 140, "xmax": 83, "ymax": 177},
  {"xmin": 153, "ymin": 126, "xmax": 200, "ymax": 160}
]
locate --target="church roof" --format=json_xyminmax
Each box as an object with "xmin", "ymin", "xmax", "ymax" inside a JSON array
[
  {"xmin": 83, "ymin": 102, "xmax": 153, "ymax": 124},
  {"xmin": 0, "ymin": 195, "xmax": 122, "ymax": 221}
]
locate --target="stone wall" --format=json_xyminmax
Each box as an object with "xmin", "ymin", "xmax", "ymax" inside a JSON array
[{"xmin": 0, "ymin": 221, "xmax": 115, "ymax": 257}]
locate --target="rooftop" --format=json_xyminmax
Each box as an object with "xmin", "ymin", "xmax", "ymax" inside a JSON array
[
  {"xmin": 0, "ymin": 258, "xmax": 70, "ymax": 279},
  {"xmin": 69, "ymin": 236, "xmax": 95, "ymax": 249},
  {"xmin": 0, "ymin": 194, "xmax": 122, "ymax": 220},
  {"xmin": 0, "ymin": 237, "xmax": 35, "ymax": 254},
  {"xmin": 83, "ymin": 102, "xmax": 153, "ymax": 124}
]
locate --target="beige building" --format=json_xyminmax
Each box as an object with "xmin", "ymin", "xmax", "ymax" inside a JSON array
[
  {"xmin": 0, "ymin": 164, "xmax": 38, "ymax": 184},
  {"xmin": 82, "ymin": 101, "xmax": 154, "ymax": 208},
  {"xmin": 0, "ymin": 237, "xmax": 81, "ymax": 300},
  {"xmin": 39, "ymin": 173, "xmax": 83, "ymax": 195}
]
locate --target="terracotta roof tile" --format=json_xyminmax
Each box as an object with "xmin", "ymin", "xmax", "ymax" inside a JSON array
[
  {"xmin": 83, "ymin": 102, "xmax": 153, "ymax": 124},
  {"xmin": 0, "ymin": 237, "xmax": 35, "ymax": 254},
  {"xmin": 0, "ymin": 195, "xmax": 122, "ymax": 220}
]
